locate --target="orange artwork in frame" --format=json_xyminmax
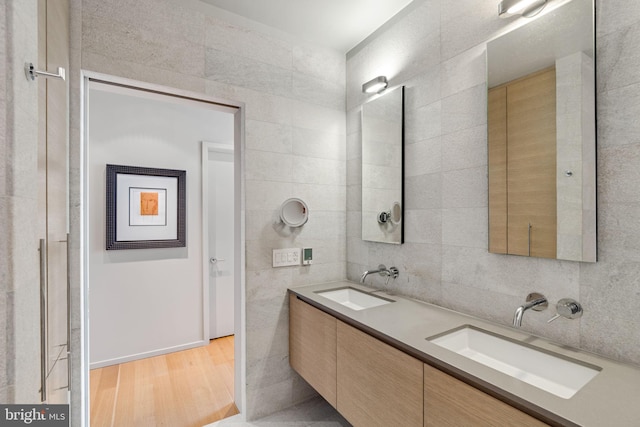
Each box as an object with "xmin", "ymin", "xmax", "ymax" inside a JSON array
[{"xmin": 140, "ymin": 192, "xmax": 159, "ymax": 216}]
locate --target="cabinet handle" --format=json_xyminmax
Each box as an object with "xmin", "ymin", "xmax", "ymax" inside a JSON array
[
  {"xmin": 39, "ymin": 239, "xmax": 47, "ymax": 402},
  {"xmin": 527, "ymin": 223, "xmax": 532, "ymax": 257}
]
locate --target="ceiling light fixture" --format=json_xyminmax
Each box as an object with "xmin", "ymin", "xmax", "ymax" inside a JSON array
[
  {"xmin": 362, "ymin": 76, "xmax": 388, "ymax": 94},
  {"xmin": 498, "ymin": 0, "xmax": 548, "ymax": 18}
]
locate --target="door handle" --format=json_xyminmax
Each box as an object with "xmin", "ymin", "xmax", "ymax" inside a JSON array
[{"xmin": 210, "ymin": 257, "xmax": 226, "ymax": 264}]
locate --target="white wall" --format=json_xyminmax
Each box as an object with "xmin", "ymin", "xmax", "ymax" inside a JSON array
[{"xmin": 88, "ymin": 83, "xmax": 234, "ymax": 366}]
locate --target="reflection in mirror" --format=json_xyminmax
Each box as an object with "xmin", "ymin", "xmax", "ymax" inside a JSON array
[
  {"xmin": 487, "ymin": 0, "xmax": 595, "ymax": 262},
  {"xmin": 362, "ymin": 86, "xmax": 404, "ymax": 244}
]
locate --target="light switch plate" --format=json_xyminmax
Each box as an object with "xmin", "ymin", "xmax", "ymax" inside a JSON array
[{"xmin": 273, "ymin": 248, "xmax": 301, "ymax": 267}]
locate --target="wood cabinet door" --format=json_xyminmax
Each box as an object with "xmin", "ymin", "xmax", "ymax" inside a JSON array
[
  {"xmin": 507, "ymin": 67, "xmax": 557, "ymax": 258},
  {"xmin": 488, "ymin": 67, "xmax": 557, "ymax": 258},
  {"xmin": 337, "ymin": 321, "xmax": 423, "ymax": 427},
  {"xmin": 424, "ymin": 364, "xmax": 548, "ymax": 427},
  {"xmin": 289, "ymin": 294, "xmax": 337, "ymax": 407},
  {"xmin": 488, "ymin": 86, "xmax": 508, "ymax": 254}
]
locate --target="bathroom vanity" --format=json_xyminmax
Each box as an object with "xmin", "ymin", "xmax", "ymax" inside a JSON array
[{"xmin": 288, "ymin": 281, "xmax": 640, "ymax": 427}]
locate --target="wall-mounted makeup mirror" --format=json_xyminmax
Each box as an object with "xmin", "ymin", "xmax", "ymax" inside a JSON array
[
  {"xmin": 279, "ymin": 198, "xmax": 308, "ymax": 227},
  {"xmin": 362, "ymin": 86, "xmax": 404, "ymax": 244},
  {"xmin": 487, "ymin": 0, "xmax": 595, "ymax": 262}
]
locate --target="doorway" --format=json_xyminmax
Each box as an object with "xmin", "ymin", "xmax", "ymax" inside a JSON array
[{"xmin": 82, "ymin": 74, "xmax": 245, "ymax": 425}]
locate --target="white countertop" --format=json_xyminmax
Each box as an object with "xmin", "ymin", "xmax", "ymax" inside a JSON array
[{"xmin": 289, "ymin": 281, "xmax": 640, "ymax": 427}]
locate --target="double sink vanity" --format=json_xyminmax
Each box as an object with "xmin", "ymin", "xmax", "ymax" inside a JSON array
[{"xmin": 288, "ymin": 281, "xmax": 640, "ymax": 426}]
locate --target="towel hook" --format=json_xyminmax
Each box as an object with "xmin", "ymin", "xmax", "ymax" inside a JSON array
[{"xmin": 24, "ymin": 62, "xmax": 66, "ymax": 81}]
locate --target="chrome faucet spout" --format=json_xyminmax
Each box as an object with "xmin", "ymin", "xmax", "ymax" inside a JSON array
[
  {"xmin": 360, "ymin": 264, "xmax": 399, "ymax": 284},
  {"xmin": 360, "ymin": 268, "xmax": 383, "ymax": 283},
  {"xmin": 513, "ymin": 305, "xmax": 529, "ymax": 327},
  {"xmin": 512, "ymin": 293, "xmax": 548, "ymax": 327}
]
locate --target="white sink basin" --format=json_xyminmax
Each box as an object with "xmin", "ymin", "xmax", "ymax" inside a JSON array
[
  {"xmin": 428, "ymin": 326, "xmax": 600, "ymax": 399},
  {"xmin": 315, "ymin": 287, "xmax": 393, "ymax": 311}
]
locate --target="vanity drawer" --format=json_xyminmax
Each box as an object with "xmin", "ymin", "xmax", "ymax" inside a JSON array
[
  {"xmin": 424, "ymin": 363, "xmax": 549, "ymax": 427},
  {"xmin": 289, "ymin": 294, "xmax": 337, "ymax": 407},
  {"xmin": 337, "ymin": 321, "xmax": 423, "ymax": 427}
]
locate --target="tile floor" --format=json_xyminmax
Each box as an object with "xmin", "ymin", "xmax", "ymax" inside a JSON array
[{"xmin": 208, "ymin": 397, "xmax": 351, "ymax": 426}]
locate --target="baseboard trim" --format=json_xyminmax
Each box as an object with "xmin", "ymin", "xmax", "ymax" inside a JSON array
[
  {"xmin": 89, "ymin": 340, "xmax": 207, "ymax": 369},
  {"xmin": 203, "ymin": 413, "xmax": 244, "ymax": 426}
]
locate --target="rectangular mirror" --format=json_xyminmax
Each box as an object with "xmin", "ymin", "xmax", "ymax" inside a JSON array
[
  {"xmin": 362, "ymin": 86, "xmax": 404, "ymax": 244},
  {"xmin": 487, "ymin": 0, "xmax": 596, "ymax": 262}
]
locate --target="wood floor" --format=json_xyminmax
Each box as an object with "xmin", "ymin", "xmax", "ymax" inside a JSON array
[{"xmin": 90, "ymin": 336, "xmax": 238, "ymax": 427}]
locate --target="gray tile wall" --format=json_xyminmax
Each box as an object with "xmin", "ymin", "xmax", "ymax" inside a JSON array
[
  {"xmin": 346, "ymin": 0, "xmax": 640, "ymax": 365},
  {"xmin": 70, "ymin": 0, "xmax": 346, "ymax": 420},
  {"xmin": 0, "ymin": 0, "xmax": 41, "ymax": 404},
  {"xmin": 68, "ymin": 3, "xmax": 82, "ymax": 423},
  {"xmin": 0, "ymin": 0, "xmax": 7, "ymax": 402}
]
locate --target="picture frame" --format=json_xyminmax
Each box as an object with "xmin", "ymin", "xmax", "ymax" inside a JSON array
[{"xmin": 106, "ymin": 164, "xmax": 186, "ymax": 250}]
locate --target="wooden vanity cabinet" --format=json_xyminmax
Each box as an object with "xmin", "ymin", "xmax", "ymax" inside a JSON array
[
  {"xmin": 289, "ymin": 294, "xmax": 337, "ymax": 407},
  {"xmin": 289, "ymin": 293, "xmax": 549, "ymax": 426},
  {"xmin": 337, "ymin": 321, "xmax": 423, "ymax": 427},
  {"xmin": 424, "ymin": 364, "xmax": 548, "ymax": 426}
]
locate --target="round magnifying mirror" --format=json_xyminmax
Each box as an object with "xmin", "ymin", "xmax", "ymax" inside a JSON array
[{"xmin": 280, "ymin": 198, "xmax": 309, "ymax": 227}]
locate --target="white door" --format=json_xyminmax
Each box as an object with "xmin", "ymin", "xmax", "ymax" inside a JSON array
[{"xmin": 208, "ymin": 148, "xmax": 235, "ymax": 339}]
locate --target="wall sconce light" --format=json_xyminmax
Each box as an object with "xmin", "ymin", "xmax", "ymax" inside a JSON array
[
  {"xmin": 362, "ymin": 76, "xmax": 388, "ymax": 94},
  {"xmin": 498, "ymin": 0, "xmax": 548, "ymax": 18}
]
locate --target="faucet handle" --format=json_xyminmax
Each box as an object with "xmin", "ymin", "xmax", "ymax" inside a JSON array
[
  {"xmin": 548, "ymin": 298, "xmax": 583, "ymax": 323},
  {"xmin": 384, "ymin": 266, "xmax": 399, "ymax": 285}
]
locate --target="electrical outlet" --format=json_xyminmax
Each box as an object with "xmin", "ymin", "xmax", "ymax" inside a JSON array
[{"xmin": 273, "ymin": 248, "xmax": 301, "ymax": 267}]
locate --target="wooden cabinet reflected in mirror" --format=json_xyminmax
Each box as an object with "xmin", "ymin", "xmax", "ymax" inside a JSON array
[
  {"xmin": 489, "ymin": 67, "xmax": 557, "ymax": 258},
  {"xmin": 487, "ymin": 0, "xmax": 596, "ymax": 262}
]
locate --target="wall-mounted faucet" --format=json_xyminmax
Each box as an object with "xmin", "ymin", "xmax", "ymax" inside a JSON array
[
  {"xmin": 513, "ymin": 292, "xmax": 548, "ymax": 327},
  {"xmin": 360, "ymin": 264, "xmax": 399, "ymax": 285}
]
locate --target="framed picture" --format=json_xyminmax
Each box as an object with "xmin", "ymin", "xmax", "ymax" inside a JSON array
[{"xmin": 106, "ymin": 164, "xmax": 186, "ymax": 250}]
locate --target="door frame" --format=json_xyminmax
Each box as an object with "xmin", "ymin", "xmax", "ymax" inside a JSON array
[{"xmin": 79, "ymin": 71, "xmax": 247, "ymax": 424}]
